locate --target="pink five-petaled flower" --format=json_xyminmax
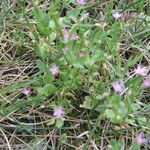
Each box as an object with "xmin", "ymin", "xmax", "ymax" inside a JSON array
[
  {"xmin": 136, "ymin": 133, "xmax": 147, "ymax": 145},
  {"xmin": 134, "ymin": 65, "xmax": 149, "ymax": 76},
  {"xmin": 22, "ymin": 87, "xmax": 30, "ymax": 96},
  {"xmin": 112, "ymin": 11, "xmax": 122, "ymax": 19},
  {"xmin": 53, "ymin": 106, "xmax": 64, "ymax": 118},
  {"xmin": 112, "ymin": 81, "xmax": 125, "ymax": 93},
  {"xmin": 143, "ymin": 77, "xmax": 150, "ymax": 87},
  {"xmin": 49, "ymin": 65, "xmax": 59, "ymax": 75},
  {"xmin": 76, "ymin": 0, "xmax": 85, "ymax": 5}
]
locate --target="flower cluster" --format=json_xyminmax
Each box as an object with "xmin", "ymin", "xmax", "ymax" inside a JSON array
[
  {"xmin": 111, "ymin": 65, "xmax": 149, "ymax": 93},
  {"xmin": 62, "ymin": 28, "xmax": 78, "ymax": 41},
  {"xmin": 19, "ymin": 2, "xmax": 149, "ymax": 131}
]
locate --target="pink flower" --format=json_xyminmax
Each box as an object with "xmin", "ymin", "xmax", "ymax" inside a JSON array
[
  {"xmin": 136, "ymin": 133, "xmax": 147, "ymax": 144},
  {"xmin": 134, "ymin": 65, "xmax": 149, "ymax": 76},
  {"xmin": 22, "ymin": 88, "xmax": 30, "ymax": 96},
  {"xmin": 53, "ymin": 106, "xmax": 64, "ymax": 118},
  {"xmin": 112, "ymin": 12, "xmax": 122, "ymax": 19},
  {"xmin": 62, "ymin": 28, "xmax": 69, "ymax": 40},
  {"xmin": 62, "ymin": 28, "xmax": 77, "ymax": 41},
  {"xmin": 76, "ymin": 0, "xmax": 85, "ymax": 5},
  {"xmin": 49, "ymin": 65, "xmax": 59, "ymax": 75},
  {"xmin": 143, "ymin": 77, "xmax": 150, "ymax": 87},
  {"xmin": 112, "ymin": 81, "xmax": 125, "ymax": 93}
]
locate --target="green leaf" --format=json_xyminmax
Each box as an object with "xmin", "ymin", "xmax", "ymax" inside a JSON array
[
  {"xmin": 33, "ymin": 6, "xmax": 50, "ymax": 36},
  {"xmin": 34, "ymin": 40, "xmax": 51, "ymax": 59},
  {"xmin": 105, "ymin": 109, "xmax": 116, "ymax": 121},
  {"xmin": 36, "ymin": 60, "xmax": 53, "ymax": 82},
  {"xmin": 55, "ymin": 118, "xmax": 64, "ymax": 128},
  {"xmin": 129, "ymin": 142, "xmax": 140, "ymax": 150},
  {"xmin": 80, "ymin": 96, "xmax": 100, "ymax": 111},
  {"xmin": 137, "ymin": 116, "xmax": 147, "ymax": 125},
  {"xmin": 37, "ymin": 84, "xmax": 56, "ymax": 96},
  {"xmin": 109, "ymin": 140, "xmax": 123, "ymax": 150},
  {"xmin": 117, "ymin": 102, "xmax": 128, "ymax": 117},
  {"xmin": 47, "ymin": 118, "xmax": 55, "ymax": 126},
  {"xmin": 48, "ymin": 102, "xmax": 57, "ymax": 109},
  {"xmin": 36, "ymin": 59, "xmax": 47, "ymax": 73},
  {"xmin": 33, "ymin": 6, "xmax": 44, "ymax": 22},
  {"xmin": 49, "ymin": 20, "xmax": 56, "ymax": 30},
  {"xmin": 59, "ymin": 133, "xmax": 67, "ymax": 143},
  {"xmin": 49, "ymin": 32, "xmax": 57, "ymax": 43},
  {"xmin": 104, "ymin": 0, "xmax": 113, "ymax": 23},
  {"xmin": 51, "ymin": 12, "xmax": 62, "ymax": 35},
  {"xmin": 122, "ymin": 54, "xmax": 143, "ymax": 76}
]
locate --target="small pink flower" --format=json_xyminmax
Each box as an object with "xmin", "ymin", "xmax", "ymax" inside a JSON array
[
  {"xmin": 134, "ymin": 65, "xmax": 149, "ymax": 76},
  {"xmin": 62, "ymin": 28, "xmax": 69, "ymax": 40},
  {"xmin": 76, "ymin": 0, "xmax": 85, "ymax": 5},
  {"xmin": 112, "ymin": 12, "xmax": 122, "ymax": 19},
  {"xmin": 22, "ymin": 88, "xmax": 30, "ymax": 96},
  {"xmin": 49, "ymin": 65, "xmax": 59, "ymax": 75},
  {"xmin": 143, "ymin": 77, "xmax": 150, "ymax": 87},
  {"xmin": 62, "ymin": 28, "xmax": 77, "ymax": 41},
  {"xmin": 136, "ymin": 133, "xmax": 147, "ymax": 144},
  {"xmin": 112, "ymin": 81, "xmax": 125, "ymax": 93},
  {"xmin": 53, "ymin": 106, "xmax": 64, "ymax": 118}
]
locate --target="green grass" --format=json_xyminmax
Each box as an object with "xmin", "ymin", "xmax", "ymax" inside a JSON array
[{"xmin": 0, "ymin": 0, "xmax": 150, "ymax": 149}]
